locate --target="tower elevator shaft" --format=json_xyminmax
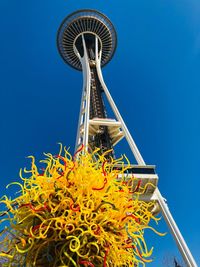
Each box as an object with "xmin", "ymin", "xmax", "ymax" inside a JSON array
[{"xmin": 89, "ymin": 67, "xmax": 113, "ymax": 156}]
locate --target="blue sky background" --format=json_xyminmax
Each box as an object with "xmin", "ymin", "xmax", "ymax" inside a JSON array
[{"xmin": 0, "ymin": 0, "xmax": 199, "ymax": 266}]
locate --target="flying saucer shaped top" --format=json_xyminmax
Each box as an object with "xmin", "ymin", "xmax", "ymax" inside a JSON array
[{"xmin": 57, "ymin": 9, "xmax": 117, "ymax": 70}]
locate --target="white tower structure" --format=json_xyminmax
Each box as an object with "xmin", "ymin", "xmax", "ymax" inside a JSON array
[{"xmin": 57, "ymin": 9, "xmax": 197, "ymax": 267}]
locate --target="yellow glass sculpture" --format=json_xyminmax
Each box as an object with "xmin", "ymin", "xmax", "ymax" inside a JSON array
[{"xmin": 0, "ymin": 145, "xmax": 164, "ymax": 266}]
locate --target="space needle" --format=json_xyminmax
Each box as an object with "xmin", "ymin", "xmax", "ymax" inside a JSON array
[{"xmin": 57, "ymin": 10, "xmax": 197, "ymax": 266}]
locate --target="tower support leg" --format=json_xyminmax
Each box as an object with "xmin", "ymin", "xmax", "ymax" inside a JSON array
[
  {"xmin": 155, "ymin": 188, "xmax": 197, "ymax": 267},
  {"xmin": 94, "ymin": 36, "xmax": 145, "ymax": 165},
  {"xmin": 74, "ymin": 34, "xmax": 91, "ymax": 151}
]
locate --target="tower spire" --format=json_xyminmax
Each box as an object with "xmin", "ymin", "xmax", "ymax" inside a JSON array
[{"xmin": 57, "ymin": 9, "xmax": 197, "ymax": 267}]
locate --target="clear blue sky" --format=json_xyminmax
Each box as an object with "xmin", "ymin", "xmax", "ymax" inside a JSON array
[{"xmin": 0, "ymin": 0, "xmax": 199, "ymax": 266}]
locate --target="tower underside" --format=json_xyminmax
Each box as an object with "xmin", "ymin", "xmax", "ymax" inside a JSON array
[{"xmin": 57, "ymin": 10, "xmax": 117, "ymax": 71}]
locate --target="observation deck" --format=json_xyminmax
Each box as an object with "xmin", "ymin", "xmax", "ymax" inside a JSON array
[{"xmin": 57, "ymin": 9, "xmax": 117, "ymax": 70}]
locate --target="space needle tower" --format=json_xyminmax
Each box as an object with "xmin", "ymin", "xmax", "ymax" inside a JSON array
[{"xmin": 57, "ymin": 10, "xmax": 197, "ymax": 267}]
